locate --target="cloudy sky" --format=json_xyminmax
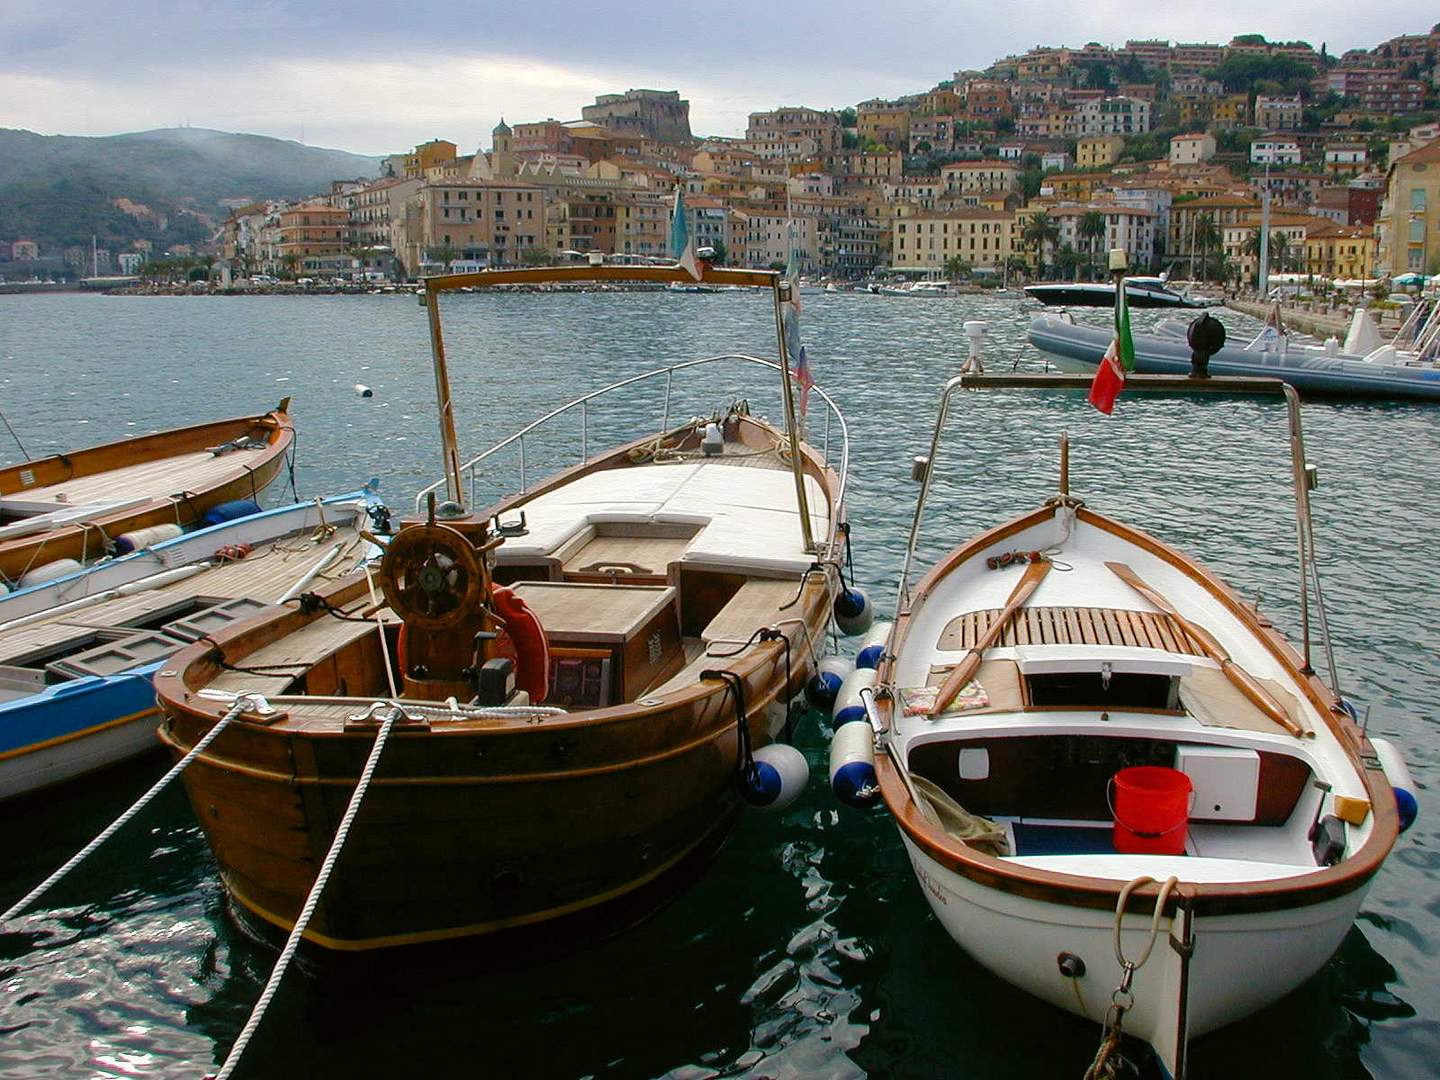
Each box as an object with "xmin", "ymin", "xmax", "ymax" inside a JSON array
[{"xmin": 0, "ymin": 1, "xmax": 1429, "ymax": 155}]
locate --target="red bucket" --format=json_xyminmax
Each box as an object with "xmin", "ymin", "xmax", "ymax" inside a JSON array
[{"xmin": 1110, "ymin": 766, "xmax": 1192, "ymax": 856}]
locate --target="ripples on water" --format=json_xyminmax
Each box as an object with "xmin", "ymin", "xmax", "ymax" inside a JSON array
[{"xmin": 0, "ymin": 292, "xmax": 1435, "ymax": 1078}]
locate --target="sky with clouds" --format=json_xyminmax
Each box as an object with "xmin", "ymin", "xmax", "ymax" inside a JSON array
[{"xmin": 0, "ymin": 2, "xmax": 1430, "ymax": 155}]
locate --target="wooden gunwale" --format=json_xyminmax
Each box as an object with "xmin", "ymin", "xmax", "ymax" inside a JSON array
[
  {"xmin": 0, "ymin": 407, "xmax": 294, "ymax": 580},
  {"xmin": 878, "ymin": 503, "xmax": 1398, "ymax": 916}
]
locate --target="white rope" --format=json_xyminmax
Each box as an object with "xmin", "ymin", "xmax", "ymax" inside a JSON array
[
  {"xmin": 1, "ymin": 697, "xmax": 257, "ymax": 923},
  {"xmin": 211, "ymin": 706, "xmax": 398, "ymax": 1080}
]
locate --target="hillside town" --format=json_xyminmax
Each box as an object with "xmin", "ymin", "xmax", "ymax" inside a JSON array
[{"xmin": 5, "ymin": 26, "xmax": 1440, "ymax": 290}]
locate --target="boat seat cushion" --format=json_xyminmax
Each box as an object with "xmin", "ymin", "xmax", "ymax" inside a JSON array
[{"xmin": 495, "ymin": 462, "xmax": 828, "ymax": 575}]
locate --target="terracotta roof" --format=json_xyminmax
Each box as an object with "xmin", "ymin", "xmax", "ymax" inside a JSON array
[{"xmin": 1394, "ymin": 137, "xmax": 1440, "ymax": 166}]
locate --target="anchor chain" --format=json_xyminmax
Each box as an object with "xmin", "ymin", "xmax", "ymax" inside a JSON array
[{"xmin": 1083, "ymin": 875, "xmax": 1181, "ymax": 1080}]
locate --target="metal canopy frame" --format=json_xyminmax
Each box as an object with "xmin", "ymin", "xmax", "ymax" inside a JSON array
[
  {"xmin": 419, "ymin": 264, "xmax": 819, "ymax": 554},
  {"xmin": 895, "ymin": 371, "xmax": 1340, "ymax": 696}
]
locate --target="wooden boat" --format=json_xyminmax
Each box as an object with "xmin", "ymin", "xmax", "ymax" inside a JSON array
[
  {"xmin": 0, "ymin": 402, "xmax": 295, "ymax": 585},
  {"xmin": 153, "ymin": 264, "xmax": 850, "ymax": 954},
  {"xmin": 0, "ymin": 492, "xmax": 379, "ymax": 801},
  {"xmin": 858, "ymin": 372, "xmax": 1411, "ymax": 1077}
]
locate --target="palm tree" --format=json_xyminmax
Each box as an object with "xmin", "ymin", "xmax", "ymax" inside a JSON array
[
  {"xmin": 1077, "ymin": 211, "xmax": 1107, "ymax": 280},
  {"xmin": 1193, "ymin": 213, "xmax": 1221, "ymax": 282},
  {"xmin": 1022, "ymin": 211, "xmax": 1060, "ymax": 280},
  {"xmin": 1270, "ymin": 233, "xmax": 1292, "ymax": 273}
]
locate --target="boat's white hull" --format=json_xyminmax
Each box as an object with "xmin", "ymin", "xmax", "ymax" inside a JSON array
[
  {"xmin": 898, "ymin": 833, "xmax": 1367, "ymax": 1048},
  {"xmin": 0, "ymin": 709, "xmax": 159, "ymax": 801}
]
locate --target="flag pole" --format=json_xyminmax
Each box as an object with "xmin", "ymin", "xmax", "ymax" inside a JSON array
[{"xmin": 773, "ymin": 278, "xmax": 817, "ymax": 554}]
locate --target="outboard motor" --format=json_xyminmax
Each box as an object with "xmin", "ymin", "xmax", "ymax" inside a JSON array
[{"xmin": 1187, "ymin": 313, "xmax": 1226, "ymax": 378}]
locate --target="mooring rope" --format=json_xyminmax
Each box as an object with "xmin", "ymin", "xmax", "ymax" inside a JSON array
[
  {"xmin": 210, "ymin": 704, "xmax": 398, "ymax": 1080},
  {"xmin": 1, "ymin": 696, "xmax": 260, "ymax": 924}
]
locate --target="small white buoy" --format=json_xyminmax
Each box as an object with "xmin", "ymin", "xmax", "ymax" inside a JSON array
[
  {"xmin": 829, "ymin": 720, "xmax": 879, "ymax": 808},
  {"xmin": 354, "ymin": 384, "xmax": 373, "ymax": 398},
  {"xmin": 834, "ymin": 586, "xmax": 874, "ymax": 636},
  {"xmin": 740, "ymin": 743, "xmax": 810, "ymax": 811},
  {"xmin": 855, "ymin": 620, "xmax": 893, "ymax": 670},
  {"xmin": 807, "ymin": 656, "xmax": 854, "ymax": 711},
  {"xmin": 831, "ymin": 667, "xmax": 878, "ymax": 727}
]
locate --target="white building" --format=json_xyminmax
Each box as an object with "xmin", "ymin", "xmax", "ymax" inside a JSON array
[
  {"xmin": 1051, "ymin": 204, "xmax": 1158, "ymax": 268},
  {"xmin": 1077, "ymin": 96, "xmax": 1152, "ymax": 136},
  {"xmin": 1169, "ymin": 132, "xmax": 1216, "ymax": 166},
  {"xmin": 1250, "ymin": 139, "xmax": 1302, "ymax": 166}
]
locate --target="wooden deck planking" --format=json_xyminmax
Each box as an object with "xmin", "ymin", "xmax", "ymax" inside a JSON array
[
  {"xmin": 0, "ymin": 535, "xmax": 370, "ymax": 667},
  {"xmin": 18, "ymin": 448, "xmax": 271, "ymax": 507},
  {"xmin": 939, "ymin": 606, "xmax": 1209, "ymax": 657}
]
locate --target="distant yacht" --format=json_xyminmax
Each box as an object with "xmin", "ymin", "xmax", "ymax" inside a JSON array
[{"xmin": 1024, "ymin": 277, "xmax": 1215, "ymax": 309}]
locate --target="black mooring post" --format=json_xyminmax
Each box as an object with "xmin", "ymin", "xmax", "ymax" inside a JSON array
[{"xmin": 1187, "ymin": 312, "xmax": 1227, "ymax": 378}]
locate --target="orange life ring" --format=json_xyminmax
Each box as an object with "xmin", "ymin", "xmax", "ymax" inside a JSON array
[{"xmin": 491, "ymin": 586, "xmax": 550, "ymax": 704}]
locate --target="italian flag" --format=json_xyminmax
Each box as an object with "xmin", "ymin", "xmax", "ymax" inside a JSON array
[{"xmin": 1088, "ymin": 279, "xmax": 1135, "ymax": 415}]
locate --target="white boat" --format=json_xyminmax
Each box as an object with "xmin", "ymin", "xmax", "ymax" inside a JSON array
[
  {"xmin": 1025, "ymin": 277, "xmax": 1216, "ymax": 309},
  {"xmin": 0, "ymin": 491, "xmax": 383, "ymax": 801},
  {"xmin": 879, "ymin": 281, "xmax": 952, "ymax": 297},
  {"xmin": 1029, "ymin": 304, "xmax": 1440, "ymax": 403},
  {"xmin": 854, "ymin": 372, "xmax": 1412, "ymax": 1077}
]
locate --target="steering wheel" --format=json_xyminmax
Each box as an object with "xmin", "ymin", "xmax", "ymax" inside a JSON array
[{"xmin": 377, "ymin": 523, "xmax": 485, "ymax": 630}]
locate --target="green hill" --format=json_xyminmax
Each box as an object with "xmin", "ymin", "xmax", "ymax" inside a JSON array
[{"xmin": 0, "ymin": 127, "xmax": 381, "ymax": 252}]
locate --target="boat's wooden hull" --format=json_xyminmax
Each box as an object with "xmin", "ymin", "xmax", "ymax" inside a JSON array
[
  {"xmin": 0, "ymin": 406, "xmax": 294, "ymax": 581},
  {"xmin": 156, "ymin": 588, "xmax": 824, "ymax": 951}
]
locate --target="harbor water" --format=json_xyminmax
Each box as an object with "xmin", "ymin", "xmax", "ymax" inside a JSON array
[{"xmin": 0, "ymin": 291, "xmax": 1435, "ymax": 1078}]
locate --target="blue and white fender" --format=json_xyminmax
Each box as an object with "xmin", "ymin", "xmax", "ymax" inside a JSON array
[
  {"xmin": 829, "ymin": 720, "xmax": 879, "ymax": 808},
  {"xmin": 739, "ymin": 743, "xmax": 810, "ymax": 811},
  {"xmin": 833, "ymin": 586, "xmax": 874, "ymax": 636},
  {"xmin": 807, "ymin": 656, "xmax": 854, "ymax": 712},
  {"xmin": 831, "ymin": 668, "xmax": 877, "ymax": 727},
  {"xmin": 1371, "ymin": 738, "xmax": 1418, "ymax": 832},
  {"xmin": 855, "ymin": 620, "xmax": 893, "ymax": 670}
]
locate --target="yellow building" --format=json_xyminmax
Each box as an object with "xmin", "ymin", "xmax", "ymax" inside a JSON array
[
  {"xmin": 400, "ymin": 140, "xmax": 458, "ymax": 178},
  {"xmin": 1076, "ymin": 135, "xmax": 1125, "ymax": 169},
  {"xmin": 920, "ymin": 88, "xmax": 963, "ymax": 115},
  {"xmin": 1379, "ymin": 138, "xmax": 1440, "ymax": 276},
  {"xmin": 1211, "ymin": 95, "xmax": 1250, "ymax": 129},
  {"xmin": 857, "ymin": 103, "xmax": 912, "ymax": 151},
  {"xmin": 614, "ymin": 193, "xmax": 669, "ymax": 258},
  {"xmin": 1043, "ymin": 173, "xmax": 1102, "ymax": 200},
  {"xmin": 1304, "ymin": 223, "xmax": 1377, "ymax": 280},
  {"xmin": 891, "ymin": 207, "xmax": 1014, "ymax": 273}
]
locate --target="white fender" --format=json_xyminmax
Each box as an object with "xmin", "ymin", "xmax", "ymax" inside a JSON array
[
  {"xmin": 829, "ymin": 720, "xmax": 879, "ymax": 808},
  {"xmin": 1372, "ymin": 737, "xmax": 1418, "ymax": 832},
  {"xmin": 855, "ymin": 620, "xmax": 893, "ymax": 669},
  {"xmin": 831, "ymin": 667, "xmax": 877, "ymax": 727},
  {"xmin": 741, "ymin": 743, "xmax": 810, "ymax": 811}
]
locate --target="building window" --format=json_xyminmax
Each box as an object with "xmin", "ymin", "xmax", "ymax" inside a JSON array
[{"xmin": 1411, "ymin": 189, "xmax": 1428, "ymax": 213}]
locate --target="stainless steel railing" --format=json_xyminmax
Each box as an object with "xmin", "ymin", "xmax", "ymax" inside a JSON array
[{"xmin": 413, "ymin": 353, "xmax": 850, "ymax": 549}]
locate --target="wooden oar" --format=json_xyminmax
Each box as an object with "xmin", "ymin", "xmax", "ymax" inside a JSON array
[
  {"xmin": 928, "ymin": 558, "xmax": 1052, "ymax": 715},
  {"xmin": 1105, "ymin": 561, "xmax": 1305, "ymax": 738}
]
